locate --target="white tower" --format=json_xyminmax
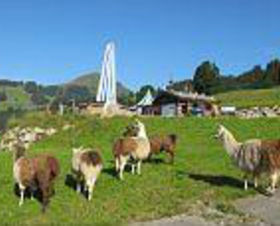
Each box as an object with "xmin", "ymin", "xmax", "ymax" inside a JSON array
[{"xmin": 96, "ymin": 42, "xmax": 117, "ymax": 106}]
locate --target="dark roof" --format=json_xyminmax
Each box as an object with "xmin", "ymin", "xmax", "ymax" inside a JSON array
[{"xmin": 153, "ymin": 90, "xmax": 218, "ymax": 105}]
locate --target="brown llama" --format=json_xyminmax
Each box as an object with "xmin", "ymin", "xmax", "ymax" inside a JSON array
[
  {"xmin": 216, "ymin": 124, "xmax": 280, "ymax": 193},
  {"xmin": 149, "ymin": 134, "xmax": 177, "ymax": 163},
  {"xmin": 13, "ymin": 143, "xmax": 59, "ymax": 212},
  {"xmin": 113, "ymin": 120, "xmax": 151, "ymax": 180},
  {"xmin": 72, "ymin": 147, "xmax": 103, "ymax": 200}
]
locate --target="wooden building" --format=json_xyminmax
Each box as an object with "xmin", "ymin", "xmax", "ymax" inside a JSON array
[{"xmin": 151, "ymin": 90, "xmax": 219, "ymax": 117}]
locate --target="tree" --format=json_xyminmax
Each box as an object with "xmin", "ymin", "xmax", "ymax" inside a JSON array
[
  {"xmin": 264, "ymin": 59, "xmax": 280, "ymax": 85},
  {"xmin": 60, "ymin": 85, "xmax": 92, "ymax": 104},
  {"xmin": 119, "ymin": 91, "xmax": 136, "ymax": 106},
  {"xmin": 24, "ymin": 81, "xmax": 38, "ymax": 94},
  {"xmin": 193, "ymin": 61, "xmax": 220, "ymax": 94},
  {"xmin": 31, "ymin": 92, "xmax": 48, "ymax": 106},
  {"xmin": 136, "ymin": 85, "xmax": 156, "ymax": 103}
]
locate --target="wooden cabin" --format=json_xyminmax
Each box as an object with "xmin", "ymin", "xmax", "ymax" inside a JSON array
[{"xmin": 151, "ymin": 90, "xmax": 219, "ymax": 117}]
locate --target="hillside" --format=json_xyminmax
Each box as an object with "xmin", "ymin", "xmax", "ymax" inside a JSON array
[
  {"xmin": 0, "ymin": 85, "xmax": 32, "ymax": 110},
  {"xmin": 68, "ymin": 72, "xmax": 132, "ymax": 99},
  {"xmin": 0, "ymin": 72, "xmax": 133, "ymax": 110},
  {"xmin": 215, "ymin": 86, "xmax": 280, "ymax": 108}
]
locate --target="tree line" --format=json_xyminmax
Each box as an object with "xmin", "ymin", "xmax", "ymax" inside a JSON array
[
  {"xmin": 189, "ymin": 58, "xmax": 280, "ymax": 95},
  {"xmin": 1, "ymin": 58, "xmax": 279, "ymax": 108}
]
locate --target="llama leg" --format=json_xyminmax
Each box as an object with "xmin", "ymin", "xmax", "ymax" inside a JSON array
[
  {"xmin": 31, "ymin": 187, "xmax": 35, "ymax": 201},
  {"xmin": 253, "ymin": 172, "xmax": 259, "ymax": 188},
  {"xmin": 115, "ymin": 158, "xmax": 120, "ymax": 172},
  {"xmin": 19, "ymin": 184, "xmax": 25, "ymax": 206},
  {"xmin": 254, "ymin": 177, "xmax": 258, "ymax": 188},
  {"xmin": 169, "ymin": 151, "xmax": 174, "ymax": 164},
  {"xmin": 269, "ymin": 172, "xmax": 279, "ymax": 193},
  {"xmin": 88, "ymin": 177, "xmax": 96, "ymax": 201},
  {"xmin": 76, "ymin": 183, "xmax": 81, "ymax": 193},
  {"xmin": 137, "ymin": 160, "xmax": 142, "ymax": 175},
  {"xmin": 131, "ymin": 164, "xmax": 136, "ymax": 175},
  {"xmin": 119, "ymin": 156, "xmax": 127, "ymax": 180},
  {"xmin": 243, "ymin": 175, "xmax": 248, "ymax": 190}
]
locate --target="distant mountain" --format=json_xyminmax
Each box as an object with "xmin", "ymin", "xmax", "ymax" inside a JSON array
[
  {"xmin": 67, "ymin": 71, "xmax": 132, "ymax": 99},
  {"xmin": 0, "ymin": 72, "xmax": 134, "ymax": 110}
]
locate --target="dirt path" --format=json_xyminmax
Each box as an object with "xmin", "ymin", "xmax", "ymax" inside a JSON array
[
  {"xmin": 235, "ymin": 189, "xmax": 280, "ymax": 226},
  {"xmin": 130, "ymin": 215, "xmax": 217, "ymax": 226},
  {"xmin": 131, "ymin": 190, "xmax": 280, "ymax": 226}
]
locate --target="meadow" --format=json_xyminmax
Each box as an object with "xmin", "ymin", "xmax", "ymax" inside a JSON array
[
  {"xmin": 1, "ymin": 112, "xmax": 280, "ymax": 225},
  {"xmin": 215, "ymin": 86, "xmax": 280, "ymax": 108}
]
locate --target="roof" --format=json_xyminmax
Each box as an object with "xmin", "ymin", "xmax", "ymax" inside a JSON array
[
  {"xmin": 136, "ymin": 89, "xmax": 154, "ymax": 107},
  {"xmin": 153, "ymin": 89, "xmax": 218, "ymax": 104}
]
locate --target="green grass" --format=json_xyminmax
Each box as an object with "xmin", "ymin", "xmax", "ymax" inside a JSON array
[
  {"xmin": 1, "ymin": 113, "xmax": 280, "ymax": 225},
  {"xmin": 0, "ymin": 86, "xmax": 31, "ymax": 111},
  {"xmin": 215, "ymin": 86, "xmax": 280, "ymax": 108}
]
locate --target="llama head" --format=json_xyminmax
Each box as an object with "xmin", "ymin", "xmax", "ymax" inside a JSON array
[
  {"xmin": 134, "ymin": 119, "xmax": 148, "ymax": 138},
  {"xmin": 72, "ymin": 146, "xmax": 84, "ymax": 154},
  {"xmin": 215, "ymin": 124, "xmax": 227, "ymax": 141},
  {"xmin": 12, "ymin": 141, "xmax": 26, "ymax": 162},
  {"xmin": 123, "ymin": 123, "xmax": 139, "ymax": 137}
]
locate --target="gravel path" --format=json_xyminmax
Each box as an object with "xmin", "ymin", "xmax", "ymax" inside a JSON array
[
  {"xmin": 131, "ymin": 190, "xmax": 280, "ymax": 226},
  {"xmin": 235, "ymin": 189, "xmax": 280, "ymax": 226}
]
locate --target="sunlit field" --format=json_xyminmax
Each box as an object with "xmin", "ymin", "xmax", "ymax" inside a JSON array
[
  {"xmin": 1, "ymin": 112, "xmax": 280, "ymax": 225},
  {"xmin": 216, "ymin": 86, "xmax": 280, "ymax": 108}
]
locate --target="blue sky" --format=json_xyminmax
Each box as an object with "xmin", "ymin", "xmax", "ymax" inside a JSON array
[{"xmin": 0, "ymin": 0, "xmax": 279, "ymax": 90}]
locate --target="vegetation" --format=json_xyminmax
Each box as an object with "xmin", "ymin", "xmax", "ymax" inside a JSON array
[
  {"xmin": 68, "ymin": 72, "xmax": 133, "ymax": 105},
  {"xmin": 215, "ymin": 86, "xmax": 280, "ymax": 108},
  {"xmin": 0, "ymin": 113, "xmax": 279, "ymax": 225},
  {"xmin": 0, "ymin": 72, "xmax": 134, "ymax": 110},
  {"xmin": 135, "ymin": 85, "xmax": 157, "ymax": 103},
  {"xmin": 169, "ymin": 58, "xmax": 280, "ymax": 95},
  {"xmin": 0, "ymin": 86, "xmax": 32, "ymax": 111}
]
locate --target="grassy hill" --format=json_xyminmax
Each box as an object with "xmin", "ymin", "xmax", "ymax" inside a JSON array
[
  {"xmin": 0, "ymin": 86, "xmax": 32, "ymax": 111},
  {"xmin": 68, "ymin": 72, "xmax": 132, "ymax": 99},
  {"xmin": 1, "ymin": 113, "xmax": 279, "ymax": 225},
  {"xmin": 0, "ymin": 72, "xmax": 133, "ymax": 111},
  {"xmin": 215, "ymin": 86, "xmax": 280, "ymax": 108}
]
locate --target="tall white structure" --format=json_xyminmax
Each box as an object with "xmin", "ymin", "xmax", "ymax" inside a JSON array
[{"xmin": 96, "ymin": 42, "xmax": 117, "ymax": 106}]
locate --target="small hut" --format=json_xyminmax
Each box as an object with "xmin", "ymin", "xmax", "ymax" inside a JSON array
[{"xmin": 152, "ymin": 90, "xmax": 219, "ymax": 117}]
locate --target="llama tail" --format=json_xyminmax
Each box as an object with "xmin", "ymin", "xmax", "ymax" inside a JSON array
[
  {"xmin": 169, "ymin": 134, "xmax": 177, "ymax": 144},
  {"xmin": 47, "ymin": 157, "xmax": 60, "ymax": 179}
]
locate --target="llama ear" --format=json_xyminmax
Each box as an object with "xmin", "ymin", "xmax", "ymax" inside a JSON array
[
  {"xmin": 218, "ymin": 124, "xmax": 225, "ymax": 131},
  {"xmin": 73, "ymin": 148, "xmax": 80, "ymax": 153},
  {"xmin": 135, "ymin": 119, "xmax": 142, "ymax": 125}
]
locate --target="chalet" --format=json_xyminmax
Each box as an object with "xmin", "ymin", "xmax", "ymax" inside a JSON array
[{"xmin": 151, "ymin": 90, "xmax": 220, "ymax": 117}]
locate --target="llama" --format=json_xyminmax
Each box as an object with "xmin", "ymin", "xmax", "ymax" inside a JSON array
[
  {"xmin": 215, "ymin": 124, "xmax": 280, "ymax": 193},
  {"xmin": 149, "ymin": 134, "xmax": 177, "ymax": 163},
  {"xmin": 122, "ymin": 124, "xmax": 177, "ymax": 163},
  {"xmin": 72, "ymin": 147, "xmax": 103, "ymax": 201},
  {"xmin": 113, "ymin": 119, "xmax": 150, "ymax": 180},
  {"xmin": 13, "ymin": 143, "xmax": 60, "ymax": 212}
]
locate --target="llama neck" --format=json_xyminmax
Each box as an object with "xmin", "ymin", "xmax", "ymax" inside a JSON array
[
  {"xmin": 222, "ymin": 131, "xmax": 240, "ymax": 157},
  {"xmin": 138, "ymin": 126, "xmax": 148, "ymax": 140},
  {"xmin": 13, "ymin": 145, "xmax": 25, "ymax": 163}
]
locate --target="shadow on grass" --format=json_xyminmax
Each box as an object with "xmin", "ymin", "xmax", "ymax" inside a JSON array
[
  {"xmin": 144, "ymin": 158, "xmax": 166, "ymax": 164},
  {"xmin": 64, "ymin": 173, "xmax": 89, "ymax": 200},
  {"xmin": 179, "ymin": 172, "xmax": 244, "ymax": 188},
  {"xmin": 13, "ymin": 183, "xmax": 52, "ymax": 205},
  {"xmin": 103, "ymin": 167, "xmax": 118, "ymax": 179},
  {"xmin": 187, "ymin": 173, "xmax": 273, "ymax": 195}
]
